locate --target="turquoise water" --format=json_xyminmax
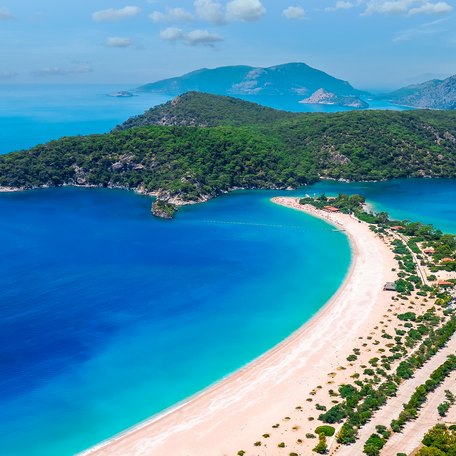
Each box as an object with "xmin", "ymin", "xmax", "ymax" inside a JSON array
[
  {"xmin": 0, "ymin": 188, "xmax": 350, "ymax": 455},
  {"xmin": 0, "ymin": 84, "xmax": 170, "ymax": 154},
  {"xmin": 307, "ymin": 179, "xmax": 456, "ymax": 234},
  {"xmin": 0, "ymin": 84, "xmax": 454, "ymax": 456}
]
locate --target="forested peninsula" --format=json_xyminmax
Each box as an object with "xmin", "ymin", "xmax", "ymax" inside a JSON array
[{"xmin": 1, "ymin": 92, "xmax": 455, "ymax": 216}]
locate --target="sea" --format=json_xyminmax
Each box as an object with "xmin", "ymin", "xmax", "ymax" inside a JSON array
[{"xmin": 0, "ymin": 84, "xmax": 454, "ymax": 456}]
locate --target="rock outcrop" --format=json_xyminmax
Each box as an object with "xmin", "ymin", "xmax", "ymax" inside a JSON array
[{"xmin": 300, "ymin": 88, "xmax": 369, "ymax": 108}]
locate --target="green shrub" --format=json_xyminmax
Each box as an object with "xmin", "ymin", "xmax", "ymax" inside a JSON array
[
  {"xmin": 313, "ymin": 433, "xmax": 327, "ymax": 454},
  {"xmin": 398, "ymin": 312, "xmax": 417, "ymax": 321},
  {"xmin": 318, "ymin": 403, "xmax": 346, "ymax": 423},
  {"xmin": 364, "ymin": 433, "xmax": 386, "ymax": 456},
  {"xmin": 315, "ymin": 425, "xmax": 335, "ymax": 437}
]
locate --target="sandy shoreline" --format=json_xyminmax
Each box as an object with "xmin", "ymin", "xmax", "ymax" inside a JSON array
[{"xmin": 81, "ymin": 197, "xmax": 397, "ymax": 456}]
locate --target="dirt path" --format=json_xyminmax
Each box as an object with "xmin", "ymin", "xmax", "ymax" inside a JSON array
[
  {"xmin": 336, "ymin": 333, "xmax": 456, "ymax": 456},
  {"xmin": 382, "ymin": 371, "xmax": 456, "ymax": 456}
]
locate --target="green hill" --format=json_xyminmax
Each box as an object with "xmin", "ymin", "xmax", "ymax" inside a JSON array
[
  {"xmin": 1, "ymin": 92, "xmax": 455, "ymax": 216},
  {"xmin": 116, "ymin": 92, "xmax": 295, "ymax": 130}
]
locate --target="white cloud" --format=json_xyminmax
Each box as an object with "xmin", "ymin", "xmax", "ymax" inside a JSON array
[
  {"xmin": 193, "ymin": 0, "xmax": 266, "ymax": 24},
  {"xmin": 282, "ymin": 6, "xmax": 306, "ymax": 19},
  {"xmin": 364, "ymin": 0, "xmax": 413, "ymax": 15},
  {"xmin": 393, "ymin": 16, "xmax": 449, "ymax": 40},
  {"xmin": 194, "ymin": 0, "xmax": 227, "ymax": 24},
  {"xmin": 226, "ymin": 0, "xmax": 266, "ymax": 21},
  {"xmin": 0, "ymin": 7, "xmax": 14, "ymax": 20},
  {"xmin": 186, "ymin": 29, "xmax": 224, "ymax": 44},
  {"xmin": 33, "ymin": 64, "xmax": 93, "ymax": 77},
  {"xmin": 106, "ymin": 37, "xmax": 133, "ymax": 47},
  {"xmin": 325, "ymin": 1, "xmax": 356, "ymax": 11},
  {"xmin": 150, "ymin": 7, "xmax": 194, "ymax": 23},
  {"xmin": 364, "ymin": 0, "xmax": 452, "ymax": 15},
  {"xmin": 160, "ymin": 27, "xmax": 184, "ymax": 41},
  {"xmin": 92, "ymin": 6, "xmax": 141, "ymax": 22},
  {"xmin": 160, "ymin": 27, "xmax": 223, "ymax": 45},
  {"xmin": 408, "ymin": 1, "xmax": 452, "ymax": 15}
]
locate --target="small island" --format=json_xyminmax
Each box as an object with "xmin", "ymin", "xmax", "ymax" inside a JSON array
[
  {"xmin": 300, "ymin": 88, "xmax": 369, "ymax": 108},
  {"xmin": 151, "ymin": 199, "xmax": 176, "ymax": 219},
  {"xmin": 108, "ymin": 91, "xmax": 135, "ymax": 98}
]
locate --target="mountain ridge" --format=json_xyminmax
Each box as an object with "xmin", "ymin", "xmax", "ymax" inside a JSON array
[
  {"xmin": 138, "ymin": 62, "xmax": 368, "ymax": 107},
  {"xmin": 381, "ymin": 75, "xmax": 456, "ymax": 109}
]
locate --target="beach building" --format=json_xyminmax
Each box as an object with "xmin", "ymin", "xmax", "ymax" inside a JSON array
[
  {"xmin": 423, "ymin": 248, "xmax": 435, "ymax": 255},
  {"xmin": 390, "ymin": 226, "xmax": 404, "ymax": 231},
  {"xmin": 441, "ymin": 258, "xmax": 454, "ymax": 263},
  {"xmin": 323, "ymin": 206, "xmax": 340, "ymax": 213},
  {"xmin": 383, "ymin": 282, "xmax": 397, "ymax": 291},
  {"xmin": 437, "ymin": 281, "xmax": 454, "ymax": 287}
]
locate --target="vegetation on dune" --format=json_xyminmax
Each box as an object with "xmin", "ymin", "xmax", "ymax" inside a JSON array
[
  {"xmin": 298, "ymin": 194, "xmax": 456, "ymax": 452},
  {"xmin": 418, "ymin": 424, "xmax": 456, "ymax": 455},
  {"xmin": 0, "ymin": 93, "xmax": 456, "ymax": 214}
]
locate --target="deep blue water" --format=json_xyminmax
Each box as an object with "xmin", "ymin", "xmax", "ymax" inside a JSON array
[
  {"xmin": 0, "ymin": 84, "xmax": 454, "ymax": 456},
  {"xmin": 0, "ymin": 188, "xmax": 351, "ymax": 455}
]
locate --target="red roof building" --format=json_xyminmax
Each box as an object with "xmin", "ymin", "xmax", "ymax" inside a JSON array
[
  {"xmin": 323, "ymin": 206, "xmax": 340, "ymax": 213},
  {"xmin": 391, "ymin": 226, "xmax": 404, "ymax": 231}
]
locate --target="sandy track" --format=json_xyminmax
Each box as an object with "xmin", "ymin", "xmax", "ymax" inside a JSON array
[{"xmin": 336, "ymin": 334, "xmax": 456, "ymax": 456}]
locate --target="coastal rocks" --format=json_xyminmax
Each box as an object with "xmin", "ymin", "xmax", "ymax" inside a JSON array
[
  {"xmin": 111, "ymin": 155, "xmax": 144, "ymax": 171},
  {"xmin": 300, "ymin": 88, "xmax": 369, "ymax": 108},
  {"xmin": 0, "ymin": 186, "xmax": 24, "ymax": 192},
  {"xmin": 73, "ymin": 165, "xmax": 88, "ymax": 185},
  {"xmin": 151, "ymin": 199, "xmax": 177, "ymax": 219}
]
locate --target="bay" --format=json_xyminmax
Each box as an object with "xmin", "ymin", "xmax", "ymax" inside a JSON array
[
  {"xmin": 0, "ymin": 187, "xmax": 350, "ymax": 455},
  {"xmin": 0, "ymin": 84, "xmax": 453, "ymax": 456}
]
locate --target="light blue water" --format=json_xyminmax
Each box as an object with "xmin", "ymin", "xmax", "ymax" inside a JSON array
[
  {"xmin": 0, "ymin": 85, "xmax": 454, "ymax": 456},
  {"xmin": 307, "ymin": 179, "xmax": 456, "ymax": 234},
  {"xmin": 0, "ymin": 84, "xmax": 170, "ymax": 154}
]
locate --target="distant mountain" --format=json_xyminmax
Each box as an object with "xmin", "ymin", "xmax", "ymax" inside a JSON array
[
  {"xmin": 138, "ymin": 63, "xmax": 368, "ymax": 107},
  {"xmin": 386, "ymin": 75, "xmax": 456, "ymax": 109},
  {"xmin": 300, "ymin": 88, "xmax": 368, "ymax": 109}
]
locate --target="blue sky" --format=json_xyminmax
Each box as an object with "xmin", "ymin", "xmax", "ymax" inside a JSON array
[{"xmin": 1, "ymin": 0, "xmax": 455, "ymax": 89}]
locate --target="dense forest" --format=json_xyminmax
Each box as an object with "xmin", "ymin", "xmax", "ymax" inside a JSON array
[{"xmin": 1, "ymin": 92, "xmax": 455, "ymax": 211}]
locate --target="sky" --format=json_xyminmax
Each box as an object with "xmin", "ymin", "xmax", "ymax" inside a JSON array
[{"xmin": 1, "ymin": 0, "xmax": 455, "ymax": 89}]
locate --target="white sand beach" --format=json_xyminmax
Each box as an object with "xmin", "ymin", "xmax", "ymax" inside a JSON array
[{"xmin": 82, "ymin": 197, "xmax": 398, "ymax": 456}]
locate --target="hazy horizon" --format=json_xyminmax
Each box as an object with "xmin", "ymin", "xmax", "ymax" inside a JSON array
[{"xmin": 1, "ymin": 1, "xmax": 455, "ymax": 89}]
